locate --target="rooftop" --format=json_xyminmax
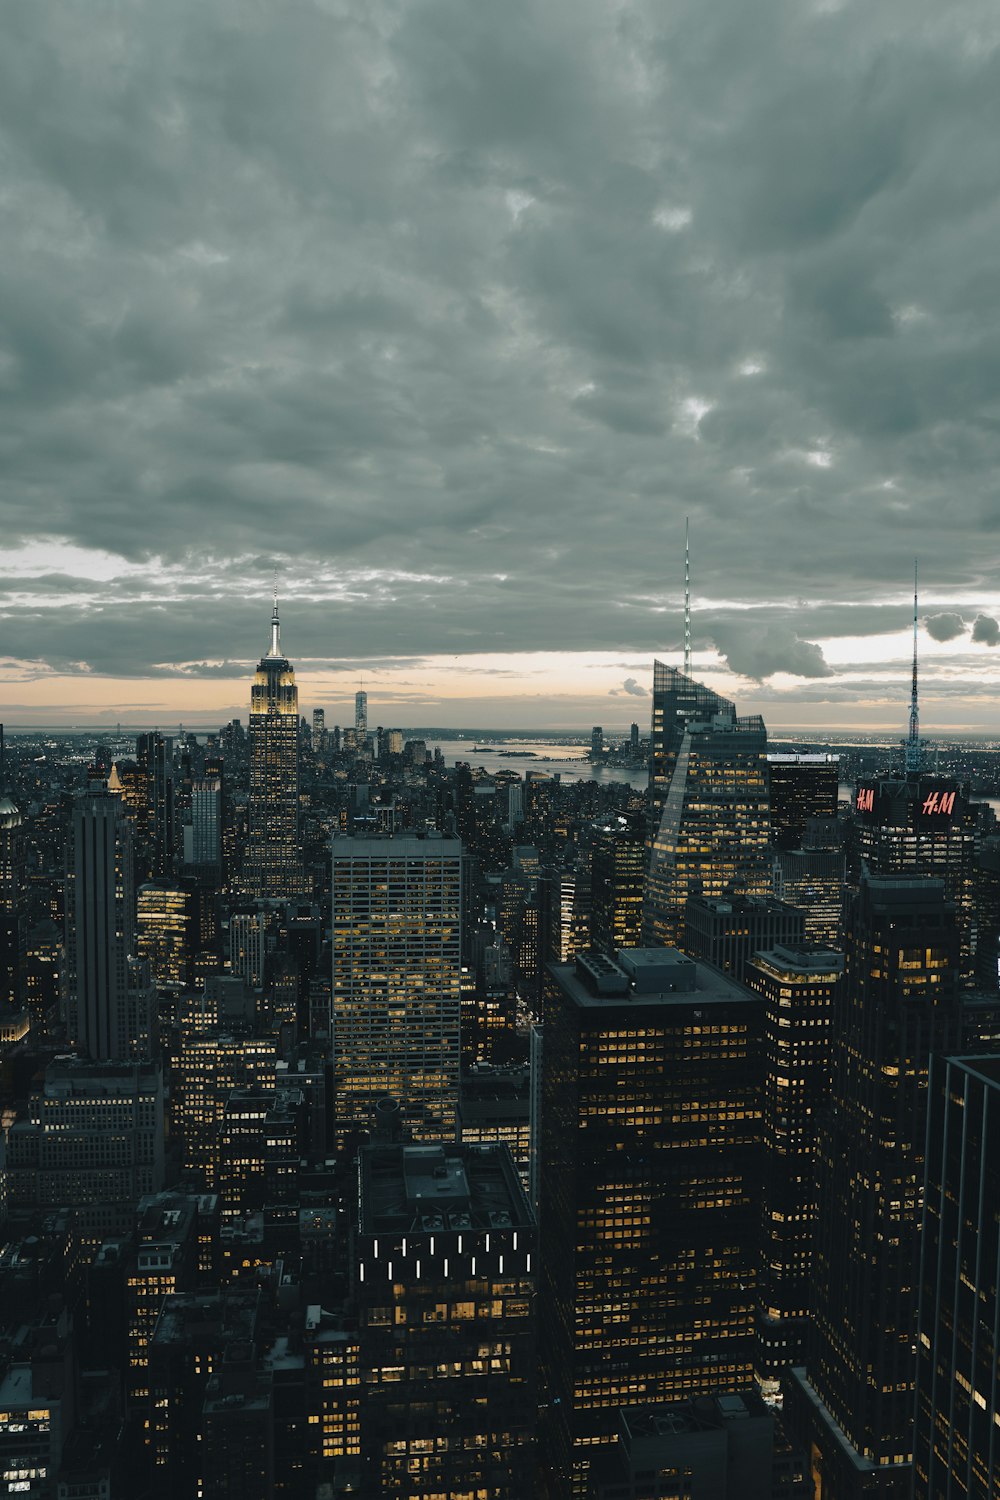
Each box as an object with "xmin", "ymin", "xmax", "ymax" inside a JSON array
[
  {"xmin": 549, "ymin": 948, "xmax": 754, "ymax": 1011},
  {"xmin": 359, "ymin": 1142, "xmax": 533, "ymax": 1236}
]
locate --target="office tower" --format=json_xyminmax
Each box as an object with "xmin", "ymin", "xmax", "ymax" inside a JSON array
[
  {"xmin": 136, "ymin": 731, "xmax": 174, "ymax": 879},
  {"xmin": 644, "ymin": 709, "xmax": 770, "ymax": 949},
  {"xmin": 245, "ymin": 594, "xmax": 305, "ymax": 899},
  {"xmin": 539, "ymin": 949, "xmax": 762, "ymax": 1494},
  {"xmin": 646, "ymin": 660, "xmax": 733, "ymax": 842},
  {"xmin": 137, "ymin": 881, "xmax": 194, "ymax": 989},
  {"xmin": 591, "ymin": 726, "xmax": 603, "ymax": 759},
  {"xmin": 630, "ymin": 721, "xmax": 640, "ymax": 758},
  {"xmin": 186, "ymin": 774, "xmax": 222, "ymax": 874},
  {"xmin": 784, "ymin": 875, "xmax": 963, "ymax": 1499},
  {"xmin": 850, "ymin": 773, "xmax": 976, "ymax": 976},
  {"xmin": 914, "ymin": 1054, "xmax": 1000, "ymax": 1500},
  {"xmin": 230, "ymin": 908, "xmax": 268, "ymax": 990},
  {"xmin": 773, "ymin": 836, "xmax": 846, "ymax": 948},
  {"xmin": 5, "ymin": 1058, "xmax": 165, "ymax": 1248},
  {"xmin": 217, "ymin": 1086, "xmax": 304, "ymax": 1219},
  {"xmin": 683, "ymin": 893, "xmax": 805, "ymax": 985},
  {"xmin": 539, "ymin": 860, "xmax": 591, "ymax": 968},
  {"xmin": 458, "ymin": 1065, "xmax": 531, "ymax": 1189},
  {"xmin": 355, "ymin": 688, "xmax": 368, "ymax": 743},
  {"xmin": 331, "ymin": 835, "xmax": 462, "ymax": 1143},
  {"xmin": 0, "ymin": 1301, "xmax": 77, "ymax": 1500},
  {"xmin": 589, "ymin": 818, "xmax": 644, "ymax": 955},
  {"xmin": 68, "ymin": 785, "xmax": 155, "ymax": 1061},
  {"xmin": 126, "ymin": 1192, "xmax": 210, "ymax": 1411},
  {"xmin": 175, "ymin": 1030, "xmax": 277, "ymax": 1188},
  {"xmin": 201, "ymin": 1352, "xmax": 275, "ymax": 1500},
  {"xmin": 0, "ymin": 761, "xmax": 26, "ymax": 1012},
  {"xmin": 591, "ymin": 1395, "xmax": 788, "ymax": 1500},
  {"xmin": 311, "ymin": 707, "xmax": 325, "ymax": 752},
  {"xmin": 767, "ymin": 754, "xmax": 840, "ymax": 849},
  {"xmin": 385, "ymin": 727, "xmax": 403, "ymax": 756},
  {"xmin": 744, "ymin": 945, "xmax": 842, "ymax": 1384},
  {"xmin": 353, "ymin": 1142, "xmax": 536, "ymax": 1497},
  {"xmin": 147, "ymin": 1290, "xmax": 263, "ymax": 1499}
]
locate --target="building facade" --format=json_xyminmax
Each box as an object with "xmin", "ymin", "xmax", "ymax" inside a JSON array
[
  {"xmin": 332, "ymin": 835, "xmax": 463, "ymax": 1143},
  {"xmin": 539, "ymin": 949, "xmax": 762, "ymax": 1496},
  {"xmin": 784, "ymin": 874, "xmax": 963, "ymax": 1499}
]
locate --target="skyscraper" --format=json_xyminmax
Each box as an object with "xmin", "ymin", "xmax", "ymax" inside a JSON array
[
  {"xmin": 0, "ymin": 729, "xmax": 27, "ymax": 1011},
  {"xmin": 914, "ymin": 1053, "xmax": 1000, "ymax": 1500},
  {"xmin": 68, "ymin": 785, "xmax": 154, "ymax": 1061},
  {"xmin": 311, "ymin": 707, "xmax": 325, "ymax": 752},
  {"xmin": 539, "ymin": 948, "xmax": 762, "ymax": 1495},
  {"xmin": 644, "ymin": 707, "xmax": 771, "ymax": 949},
  {"xmin": 646, "ymin": 660, "xmax": 733, "ymax": 842},
  {"xmin": 332, "ymin": 835, "xmax": 463, "ymax": 1143},
  {"xmin": 589, "ymin": 817, "xmax": 644, "ymax": 955},
  {"xmin": 784, "ymin": 874, "xmax": 963, "ymax": 1499},
  {"xmin": 767, "ymin": 753, "xmax": 840, "ymax": 849},
  {"xmin": 353, "ymin": 1142, "xmax": 536, "ymax": 1496},
  {"xmin": 245, "ymin": 593, "xmax": 305, "ymax": 899},
  {"xmin": 355, "ymin": 688, "xmax": 368, "ymax": 744},
  {"xmin": 744, "ymin": 944, "xmax": 842, "ymax": 1384},
  {"xmin": 136, "ymin": 732, "xmax": 174, "ymax": 880}
]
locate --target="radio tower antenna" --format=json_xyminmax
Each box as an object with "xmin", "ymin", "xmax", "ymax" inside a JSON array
[
  {"xmin": 683, "ymin": 516, "xmax": 692, "ymax": 678},
  {"xmin": 904, "ymin": 558, "xmax": 925, "ymax": 774}
]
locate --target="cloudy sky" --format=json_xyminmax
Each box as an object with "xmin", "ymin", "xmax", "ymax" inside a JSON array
[{"xmin": 5, "ymin": 0, "xmax": 1000, "ymax": 734}]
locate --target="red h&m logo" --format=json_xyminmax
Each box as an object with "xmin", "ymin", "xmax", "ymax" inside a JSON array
[
  {"xmin": 922, "ymin": 791, "xmax": 956, "ymax": 816},
  {"xmin": 856, "ymin": 788, "xmax": 875, "ymax": 813}
]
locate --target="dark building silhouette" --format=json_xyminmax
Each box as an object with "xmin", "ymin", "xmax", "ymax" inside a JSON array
[
  {"xmin": 767, "ymin": 754, "xmax": 840, "ymax": 850},
  {"xmin": 914, "ymin": 1054, "xmax": 1000, "ymax": 1500},
  {"xmin": 683, "ymin": 894, "xmax": 805, "ymax": 986},
  {"xmin": 539, "ymin": 949, "xmax": 762, "ymax": 1496},
  {"xmin": 784, "ymin": 874, "xmax": 963, "ymax": 1499}
]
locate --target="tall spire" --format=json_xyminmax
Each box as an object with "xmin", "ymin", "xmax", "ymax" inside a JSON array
[
  {"xmin": 683, "ymin": 516, "xmax": 692, "ymax": 678},
  {"xmin": 268, "ymin": 572, "xmax": 281, "ymax": 658},
  {"xmin": 904, "ymin": 558, "xmax": 925, "ymax": 774}
]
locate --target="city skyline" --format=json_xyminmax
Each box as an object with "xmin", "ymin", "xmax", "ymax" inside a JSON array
[{"xmin": 6, "ymin": 4, "xmax": 1000, "ymax": 732}]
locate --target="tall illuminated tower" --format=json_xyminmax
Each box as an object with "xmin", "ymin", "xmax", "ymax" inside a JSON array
[
  {"xmin": 332, "ymin": 834, "xmax": 462, "ymax": 1144},
  {"xmin": 245, "ymin": 591, "xmax": 305, "ymax": 898},
  {"xmin": 355, "ymin": 688, "xmax": 368, "ymax": 744},
  {"xmin": 644, "ymin": 708, "xmax": 771, "ymax": 948}
]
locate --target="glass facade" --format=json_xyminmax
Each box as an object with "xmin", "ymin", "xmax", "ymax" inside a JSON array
[
  {"xmin": 914, "ymin": 1054, "xmax": 1000, "ymax": 1500},
  {"xmin": 645, "ymin": 713, "xmax": 770, "ymax": 950}
]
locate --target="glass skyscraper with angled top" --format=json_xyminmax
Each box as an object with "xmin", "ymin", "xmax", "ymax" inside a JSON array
[
  {"xmin": 644, "ymin": 693, "xmax": 771, "ymax": 950},
  {"xmin": 245, "ymin": 594, "xmax": 306, "ymax": 899}
]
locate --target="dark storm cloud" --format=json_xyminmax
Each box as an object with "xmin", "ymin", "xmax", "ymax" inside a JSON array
[
  {"xmin": 4, "ymin": 0, "xmax": 1000, "ymax": 690},
  {"xmin": 972, "ymin": 614, "xmax": 1000, "ymax": 646},
  {"xmin": 924, "ymin": 612, "xmax": 967, "ymax": 642},
  {"xmin": 710, "ymin": 623, "xmax": 834, "ymax": 682}
]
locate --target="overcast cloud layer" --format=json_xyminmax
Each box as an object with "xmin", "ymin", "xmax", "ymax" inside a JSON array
[{"xmin": 5, "ymin": 0, "xmax": 1000, "ymax": 730}]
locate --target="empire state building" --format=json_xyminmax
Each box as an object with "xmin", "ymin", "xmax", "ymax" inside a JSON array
[{"xmin": 245, "ymin": 593, "xmax": 306, "ymax": 898}]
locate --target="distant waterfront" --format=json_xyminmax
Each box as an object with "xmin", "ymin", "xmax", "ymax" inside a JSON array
[{"xmin": 439, "ymin": 740, "xmax": 649, "ymax": 791}]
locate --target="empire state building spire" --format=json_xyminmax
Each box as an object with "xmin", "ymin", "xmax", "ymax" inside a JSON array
[{"xmin": 268, "ymin": 577, "xmax": 282, "ymax": 658}]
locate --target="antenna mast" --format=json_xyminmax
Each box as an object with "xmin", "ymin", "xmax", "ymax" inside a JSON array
[
  {"xmin": 683, "ymin": 517, "xmax": 691, "ymax": 678},
  {"xmin": 904, "ymin": 559, "xmax": 925, "ymax": 774}
]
